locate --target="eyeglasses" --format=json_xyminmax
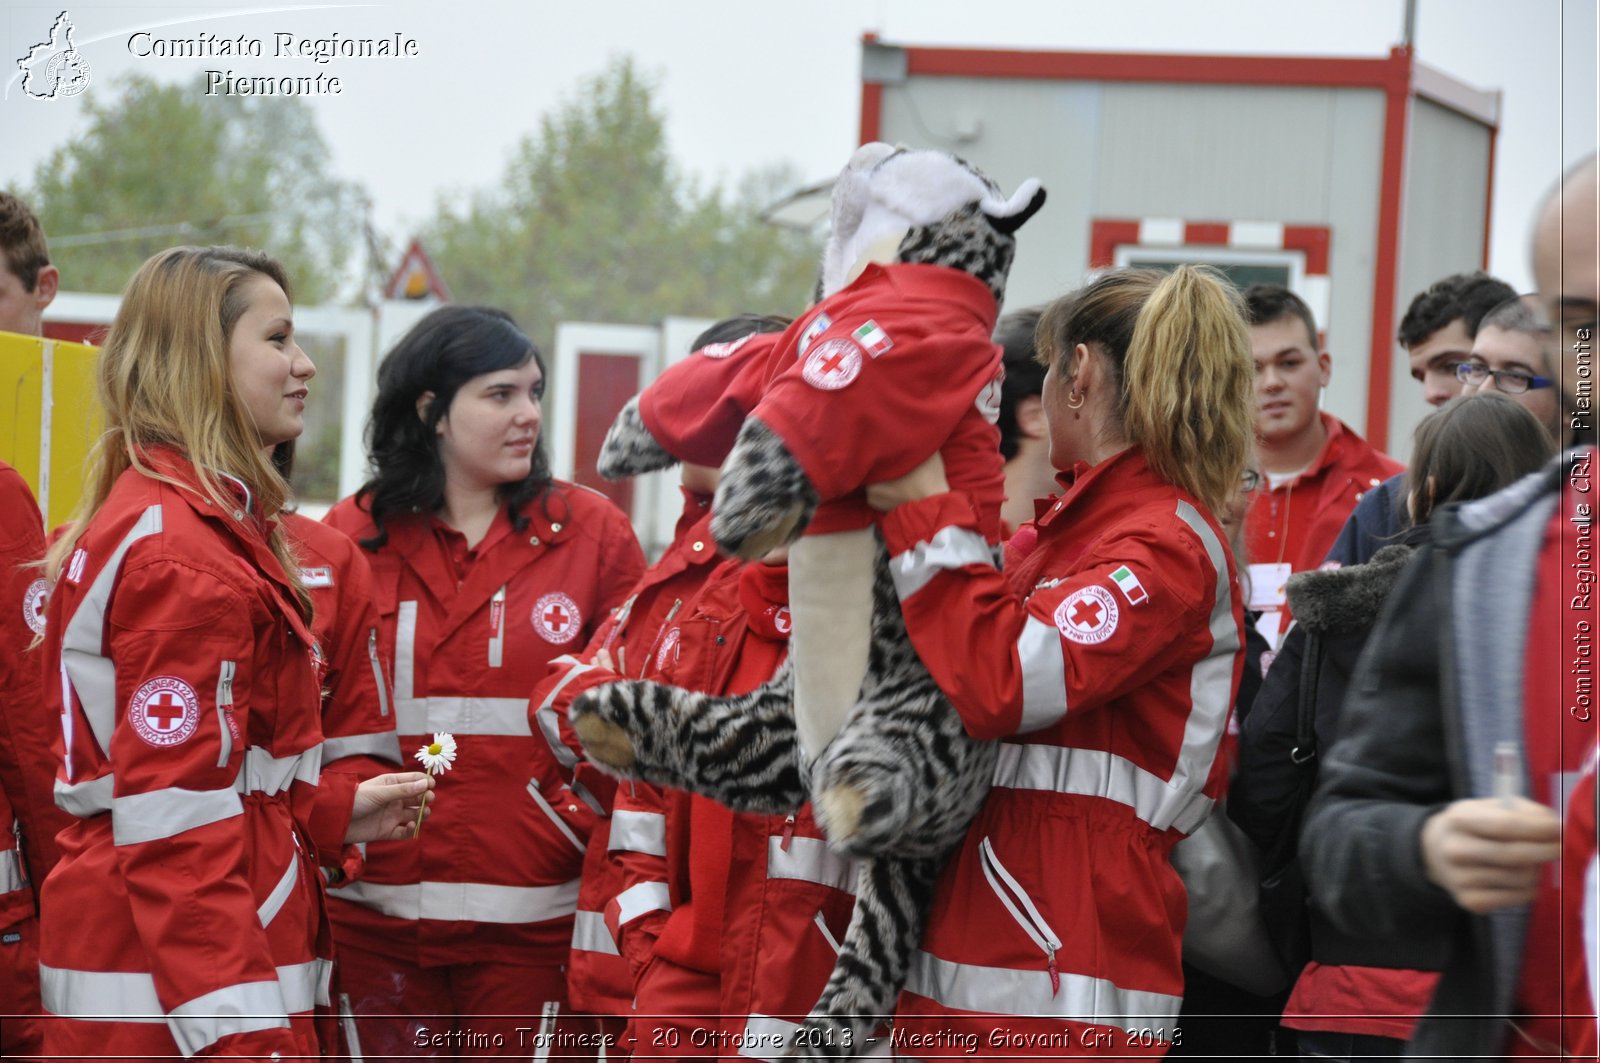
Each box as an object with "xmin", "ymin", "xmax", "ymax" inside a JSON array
[
  {"xmin": 1454, "ymin": 361, "xmax": 1553, "ymax": 395},
  {"xmin": 1240, "ymin": 469, "xmax": 1263, "ymax": 494}
]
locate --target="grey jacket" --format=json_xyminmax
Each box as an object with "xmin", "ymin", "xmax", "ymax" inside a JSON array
[{"xmin": 1300, "ymin": 449, "xmax": 1573, "ymax": 1057}]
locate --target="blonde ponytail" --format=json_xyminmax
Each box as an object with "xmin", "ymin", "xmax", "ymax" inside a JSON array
[{"xmin": 1122, "ymin": 266, "xmax": 1254, "ymax": 517}]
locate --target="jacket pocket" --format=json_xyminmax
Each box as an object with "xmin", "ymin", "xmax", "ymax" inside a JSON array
[
  {"xmin": 527, "ymin": 777, "xmax": 588, "ymax": 855},
  {"xmin": 257, "ymin": 846, "xmax": 301, "ymax": 929},
  {"xmin": 979, "ymin": 836, "xmax": 1063, "ymax": 994}
]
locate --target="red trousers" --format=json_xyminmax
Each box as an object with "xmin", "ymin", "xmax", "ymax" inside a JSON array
[
  {"xmin": 1, "ymin": 914, "xmax": 42, "ymax": 1062},
  {"xmin": 337, "ymin": 939, "xmax": 605, "ymax": 1061}
]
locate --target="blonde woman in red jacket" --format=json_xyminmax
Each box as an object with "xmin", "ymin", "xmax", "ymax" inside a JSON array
[
  {"xmin": 37, "ymin": 246, "xmax": 431, "ymax": 1061},
  {"xmin": 325, "ymin": 305, "xmax": 643, "ymax": 1057},
  {"xmin": 867, "ymin": 266, "xmax": 1254, "ymax": 1057}
]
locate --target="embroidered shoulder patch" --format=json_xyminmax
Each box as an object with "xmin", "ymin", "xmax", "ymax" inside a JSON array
[
  {"xmin": 1107, "ymin": 565, "xmax": 1149, "ymax": 606},
  {"xmin": 797, "ymin": 313, "xmax": 832, "ymax": 356},
  {"xmin": 852, "ymin": 320, "xmax": 893, "ymax": 357},
  {"xmin": 1053, "ymin": 585, "xmax": 1120, "ymax": 645},
  {"xmin": 533, "ymin": 592, "xmax": 582, "ymax": 645},
  {"xmin": 128, "ymin": 676, "xmax": 201, "ymax": 747},
  {"xmin": 801, "ymin": 339, "xmax": 863, "ymax": 390},
  {"xmin": 23, "ymin": 578, "xmax": 48, "ymax": 635}
]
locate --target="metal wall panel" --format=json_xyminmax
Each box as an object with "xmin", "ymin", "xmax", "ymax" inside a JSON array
[
  {"xmin": 1389, "ymin": 97, "xmax": 1494, "ymax": 461},
  {"xmin": 880, "ymin": 76, "xmax": 1389, "ymax": 436},
  {"xmin": 877, "ymin": 77, "xmax": 1103, "ymax": 313}
]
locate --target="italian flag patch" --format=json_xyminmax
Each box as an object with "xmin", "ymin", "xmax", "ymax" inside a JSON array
[
  {"xmin": 852, "ymin": 319, "xmax": 893, "ymax": 357},
  {"xmin": 1109, "ymin": 565, "xmax": 1149, "ymax": 606}
]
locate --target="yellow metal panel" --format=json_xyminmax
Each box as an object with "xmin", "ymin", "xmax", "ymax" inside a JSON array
[{"xmin": 0, "ymin": 332, "xmax": 100, "ymax": 529}]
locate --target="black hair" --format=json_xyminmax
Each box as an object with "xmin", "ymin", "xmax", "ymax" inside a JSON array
[
  {"xmin": 994, "ymin": 305, "xmax": 1045, "ymax": 461},
  {"xmin": 1397, "ymin": 272, "xmax": 1517, "ymax": 349},
  {"xmin": 691, "ymin": 313, "xmax": 791, "ymax": 351},
  {"xmin": 1242, "ymin": 284, "xmax": 1319, "ymax": 349},
  {"xmin": 356, "ymin": 305, "xmax": 552, "ymax": 549}
]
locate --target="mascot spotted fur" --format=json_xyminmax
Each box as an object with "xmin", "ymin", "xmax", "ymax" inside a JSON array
[{"xmin": 572, "ymin": 144, "xmax": 1046, "ymax": 1054}]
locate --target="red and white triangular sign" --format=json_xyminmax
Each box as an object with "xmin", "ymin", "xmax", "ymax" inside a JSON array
[{"xmin": 383, "ymin": 238, "xmax": 451, "ymax": 302}]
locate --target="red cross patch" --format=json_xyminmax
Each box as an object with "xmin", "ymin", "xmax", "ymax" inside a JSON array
[
  {"xmin": 128, "ymin": 676, "xmax": 201, "ymax": 747},
  {"xmin": 1053, "ymin": 585, "xmax": 1120, "ymax": 645},
  {"xmin": 23, "ymin": 578, "xmax": 47, "ymax": 636},
  {"xmin": 532, "ymin": 592, "xmax": 582, "ymax": 645},
  {"xmin": 801, "ymin": 339, "xmax": 863, "ymax": 391}
]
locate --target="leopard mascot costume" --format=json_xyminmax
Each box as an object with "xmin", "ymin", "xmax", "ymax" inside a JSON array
[{"xmin": 573, "ymin": 143, "xmax": 1045, "ymax": 1055}]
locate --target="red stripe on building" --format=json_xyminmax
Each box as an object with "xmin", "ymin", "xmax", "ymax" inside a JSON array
[
  {"xmin": 1363, "ymin": 45, "xmax": 1415, "ymax": 453},
  {"xmin": 1183, "ymin": 222, "xmax": 1230, "ymax": 246}
]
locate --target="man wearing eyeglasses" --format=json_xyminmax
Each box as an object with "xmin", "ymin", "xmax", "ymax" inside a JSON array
[{"xmin": 1457, "ymin": 294, "xmax": 1564, "ymax": 443}]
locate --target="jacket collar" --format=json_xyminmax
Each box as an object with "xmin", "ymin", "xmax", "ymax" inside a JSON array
[
  {"xmin": 849, "ymin": 262, "xmax": 999, "ymax": 332},
  {"xmin": 1034, "ymin": 446, "xmax": 1162, "ymax": 530},
  {"xmin": 1284, "ymin": 542, "xmax": 1417, "ymax": 634}
]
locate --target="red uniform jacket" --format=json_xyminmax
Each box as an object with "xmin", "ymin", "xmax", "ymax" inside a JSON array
[
  {"xmin": 40, "ymin": 448, "xmax": 353, "ymax": 1058},
  {"xmin": 281, "ymin": 512, "xmax": 403, "ymax": 884},
  {"xmin": 640, "ymin": 263, "xmax": 1006, "ymax": 540},
  {"xmin": 0, "ymin": 461, "xmax": 71, "ymax": 888},
  {"xmin": 528, "ymin": 488, "xmax": 725, "ymax": 1015},
  {"xmin": 1245, "ymin": 413, "xmax": 1403, "ymax": 635},
  {"xmin": 879, "ymin": 447, "xmax": 1243, "ymax": 1054},
  {"xmin": 323, "ymin": 484, "xmax": 642, "ymax": 968},
  {"xmin": 606, "ymin": 558, "xmax": 862, "ymax": 1059}
]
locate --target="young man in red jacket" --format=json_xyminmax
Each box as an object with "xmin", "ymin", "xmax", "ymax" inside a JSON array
[{"xmin": 1242, "ymin": 284, "xmax": 1403, "ymax": 645}]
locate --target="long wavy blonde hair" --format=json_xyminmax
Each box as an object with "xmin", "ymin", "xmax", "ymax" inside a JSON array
[
  {"xmin": 1036, "ymin": 265, "xmax": 1254, "ymax": 518},
  {"xmin": 44, "ymin": 246, "xmax": 311, "ymax": 620}
]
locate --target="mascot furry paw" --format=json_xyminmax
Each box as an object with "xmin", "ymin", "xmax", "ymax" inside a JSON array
[{"xmin": 572, "ymin": 143, "xmax": 1044, "ymax": 1056}]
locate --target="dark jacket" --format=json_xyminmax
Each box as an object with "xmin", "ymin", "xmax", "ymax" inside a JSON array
[
  {"xmin": 1299, "ymin": 452, "xmax": 1572, "ymax": 1058},
  {"xmin": 1230, "ymin": 541, "xmax": 1445, "ymax": 971},
  {"xmin": 1323, "ymin": 471, "xmax": 1408, "ymax": 567}
]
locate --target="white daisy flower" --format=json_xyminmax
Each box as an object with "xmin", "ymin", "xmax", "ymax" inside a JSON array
[{"xmin": 414, "ymin": 732, "xmax": 458, "ymax": 775}]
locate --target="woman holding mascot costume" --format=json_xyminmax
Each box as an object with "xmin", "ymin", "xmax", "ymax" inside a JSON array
[
  {"xmin": 37, "ymin": 245, "xmax": 433, "ymax": 1058},
  {"xmin": 868, "ymin": 265, "xmax": 1254, "ymax": 1056}
]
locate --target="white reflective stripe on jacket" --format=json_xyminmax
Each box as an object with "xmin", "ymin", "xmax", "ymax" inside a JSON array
[
  {"xmin": 40, "ymin": 957, "xmax": 333, "ymax": 1053},
  {"xmin": 329, "ymin": 877, "xmax": 580, "ymax": 924}
]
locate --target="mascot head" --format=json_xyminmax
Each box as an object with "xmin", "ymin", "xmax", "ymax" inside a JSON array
[{"xmin": 818, "ymin": 142, "xmax": 1046, "ymax": 305}]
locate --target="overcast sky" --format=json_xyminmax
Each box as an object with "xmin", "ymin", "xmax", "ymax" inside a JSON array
[{"xmin": 2, "ymin": 0, "xmax": 1595, "ymax": 294}]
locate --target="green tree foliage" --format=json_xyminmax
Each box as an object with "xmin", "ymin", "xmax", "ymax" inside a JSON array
[
  {"xmin": 424, "ymin": 57, "xmax": 821, "ymax": 357},
  {"xmin": 23, "ymin": 74, "xmax": 364, "ymax": 302}
]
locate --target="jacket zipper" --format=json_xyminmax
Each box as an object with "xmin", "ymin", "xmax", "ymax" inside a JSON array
[
  {"xmin": 979, "ymin": 836, "xmax": 1063, "ymax": 995},
  {"xmin": 215, "ymin": 660, "xmax": 237, "ymax": 768},
  {"xmin": 487, "ymin": 585, "xmax": 507, "ymax": 668},
  {"xmin": 526, "ymin": 778, "xmax": 586, "ymax": 854},
  {"xmin": 367, "ymin": 629, "xmax": 389, "ymax": 718},
  {"xmin": 603, "ymin": 594, "xmax": 637, "ymax": 653},
  {"xmin": 780, "ymin": 813, "xmax": 796, "ymax": 852},
  {"xmin": 812, "ymin": 911, "xmax": 841, "ymax": 954}
]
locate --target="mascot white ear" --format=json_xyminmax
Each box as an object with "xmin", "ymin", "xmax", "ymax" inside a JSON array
[{"xmin": 818, "ymin": 143, "xmax": 1045, "ymax": 298}]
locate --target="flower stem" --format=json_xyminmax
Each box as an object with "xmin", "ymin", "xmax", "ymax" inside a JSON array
[{"xmin": 412, "ymin": 789, "xmax": 428, "ymax": 839}]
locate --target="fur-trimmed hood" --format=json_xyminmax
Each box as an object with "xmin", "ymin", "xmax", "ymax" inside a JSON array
[{"xmin": 1284, "ymin": 543, "xmax": 1416, "ymax": 635}]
